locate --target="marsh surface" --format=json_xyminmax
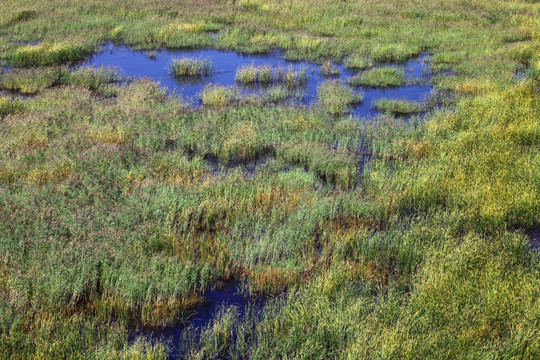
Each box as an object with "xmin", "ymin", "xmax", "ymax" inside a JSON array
[{"xmin": 85, "ymin": 44, "xmax": 433, "ymax": 117}]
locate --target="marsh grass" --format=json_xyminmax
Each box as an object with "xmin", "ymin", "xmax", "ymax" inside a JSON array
[
  {"xmin": 317, "ymin": 80, "xmax": 362, "ymax": 116},
  {"xmin": 8, "ymin": 42, "xmax": 92, "ymax": 67},
  {"xmin": 320, "ymin": 61, "xmax": 341, "ymax": 76},
  {"xmin": 235, "ymin": 64, "xmax": 307, "ymax": 87},
  {"xmin": 345, "ymin": 55, "xmax": 373, "ymax": 70},
  {"xmin": 171, "ymin": 57, "xmax": 213, "ymax": 77},
  {"xmin": 266, "ymin": 85, "xmax": 292, "ymax": 103},
  {"xmin": 0, "ymin": 97, "xmax": 24, "ymax": 118},
  {"xmin": 373, "ymin": 99, "xmax": 424, "ymax": 115},
  {"xmin": 0, "ymin": 66, "xmax": 121, "ymax": 95},
  {"xmin": 348, "ymin": 67, "xmax": 406, "ymax": 87},
  {"xmin": 201, "ymin": 84, "xmax": 238, "ymax": 107},
  {"xmin": 0, "ymin": 0, "xmax": 539, "ymax": 359}
]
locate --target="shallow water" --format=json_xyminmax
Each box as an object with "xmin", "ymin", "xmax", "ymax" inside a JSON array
[
  {"xmin": 85, "ymin": 44, "xmax": 433, "ymax": 118},
  {"xmin": 132, "ymin": 281, "xmax": 263, "ymax": 359}
]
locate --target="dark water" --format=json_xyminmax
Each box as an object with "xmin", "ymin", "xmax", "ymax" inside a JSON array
[
  {"xmin": 85, "ymin": 44, "xmax": 433, "ymax": 117},
  {"xmin": 132, "ymin": 281, "xmax": 263, "ymax": 359}
]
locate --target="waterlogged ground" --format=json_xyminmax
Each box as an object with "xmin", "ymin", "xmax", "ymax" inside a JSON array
[
  {"xmin": 85, "ymin": 44, "xmax": 433, "ymax": 117},
  {"xmin": 131, "ymin": 281, "xmax": 266, "ymax": 359}
]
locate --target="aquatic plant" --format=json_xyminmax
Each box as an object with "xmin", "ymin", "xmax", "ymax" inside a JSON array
[
  {"xmin": 266, "ymin": 85, "xmax": 291, "ymax": 103},
  {"xmin": 317, "ymin": 80, "xmax": 362, "ymax": 115},
  {"xmin": 235, "ymin": 64, "xmax": 307, "ymax": 87},
  {"xmin": 171, "ymin": 57, "xmax": 213, "ymax": 77},
  {"xmin": 373, "ymin": 98, "xmax": 424, "ymax": 115},
  {"xmin": 320, "ymin": 61, "xmax": 341, "ymax": 76},
  {"xmin": 201, "ymin": 84, "xmax": 238, "ymax": 107},
  {"xmin": 348, "ymin": 67, "xmax": 406, "ymax": 87},
  {"xmin": 344, "ymin": 55, "xmax": 373, "ymax": 70}
]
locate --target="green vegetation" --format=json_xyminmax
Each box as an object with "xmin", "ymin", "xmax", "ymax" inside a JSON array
[
  {"xmin": 201, "ymin": 84, "xmax": 238, "ymax": 107},
  {"xmin": 235, "ymin": 64, "xmax": 307, "ymax": 87},
  {"xmin": 171, "ymin": 57, "xmax": 213, "ymax": 77},
  {"xmin": 317, "ymin": 80, "xmax": 362, "ymax": 116},
  {"xmin": 0, "ymin": 97, "xmax": 24, "ymax": 118},
  {"xmin": 373, "ymin": 98, "xmax": 424, "ymax": 115},
  {"xmin": 320, "ymin": 61, "xmax": 341, "ymax": 76},
  {"xmin": 345, "ymin": 55, "xmax": 373, "ymax": 70},
  {"xmin": 348, "ymin": 67, "xmax": 406, "ymax": 87},
  {"xmin": 0, "ymin": 0, "xmax": 539, "ymax": 359},
  {"xmin": 7, "ymin": 42, "xmax": 93, "ymax": 67},
  {"xmin": 0, "ymin": 66, "xmax": 120, "ymax": 97}
]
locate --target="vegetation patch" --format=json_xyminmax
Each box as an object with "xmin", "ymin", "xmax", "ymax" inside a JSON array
[
  {"xmin": 320, "ymin": 61, "xmax": 341, "ymax": 76},
  {"xmin": 345, "ymin": 55, "xmax": 374, "ymax": 70},
  {"xmin": 8, "ymin": 42, "xmax": 92, "ymax": 67},
  {"xmin": 0, "ymin": 97, "xmax": 24, "ymax": 118},
  {"xmin": 373, "ymin": 98, "xmax": 424, "ymax": 115},
  {"xmin": 201, "ymin": 84, "xmax": 238, "ymax": 107},
  {"xmin": 317, "ymin": 80, "xmax": 362, "ymax": 116},
  {"xmin": 348, "ymin": 67, "xmax": 406, "ymax": 87},
  {"xmin": 235, "ymin": 64, "xmax": 307, "ymax": 87},
  {"xmin": 171, "ymin": 57, "xmax": 213, "ymax": 77}
]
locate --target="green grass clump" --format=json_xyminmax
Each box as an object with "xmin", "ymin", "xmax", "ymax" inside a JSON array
[
  {"xmin": 235, "ymin": 64, "xmax": 307, "ymax": 87},
  {"xmin": 201, "ymin": 84, "xmax": 238, "ymax": 107},
  {"xmin": 345, "ymin": 55, "xmax": 373, "ymax": 70},
  {"xmin": 171, "ymin": 57, "xmax": 213, "ymax": 77},
  {"xmin": 370, "ymin": 43, "xmax": 422, "ymax": 62},
  {"xmin": 64, "ymin": 66, "xmax": 120, "ymax": 91},
  {"xmin": 373, "ymin": 98, "xmax": 424, "ymax": 115},
  {"xmin": 320, "ymin": 61, "xmax": 341, "ymax": 76},
  {"xmin": 266, "ymin": 85, "xmax": 292, "ymax": 103},
  {"xmin": 8, "ymin": 42, "xmax": 92, "ymax": 67},
  {"xmin": 2, "ymin": 10, "xmax": 36, "ymax": 28},
  {"xmin": 317, "ymin": 80, "xmax": 362, "ymax": 115},
  {"xmin": 0, "ymin": 66, "xmax": 120, "ymax": 95},
  {"xmin": 348, "ymin": 67, "xmax": 406, "ymax": 87},
  {"xmin": 0, "ymin": 67, "xmax": 60, "ymax": 95},
  {"xmin": 0, "ymin": 97, "xmax": 24, "ymax": 118}
]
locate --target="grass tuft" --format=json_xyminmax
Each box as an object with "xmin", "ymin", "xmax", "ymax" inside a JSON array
[
  {"xmin": 317, "ymin": 80, "xmax": 362, "ymax": 115},
  {"xmin": 171, "ymin": 57, "xmax": 213, "ymax": 77},
  {"xmin": 373, "ymin": 98, "xmax": 424, "ymax": 115},
  {"xmin": 235, "ymin": 64, "xmax": 307, "ymax": 87},
  {"xmin": 348, "ymin": 67, "xmax": 406, "ymax": 87}
]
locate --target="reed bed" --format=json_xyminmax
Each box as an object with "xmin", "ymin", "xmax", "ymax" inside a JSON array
[
  {"xmin": 235, "ymin": 64, "xmax": 307, "ymax": 87},
  {"xmin": 171, "ymin": 57, "xmax": 213, "ymax": 77}
]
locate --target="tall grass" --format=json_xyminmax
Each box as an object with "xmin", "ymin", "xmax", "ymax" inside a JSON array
[
  {"xmin": 373, "ymin": 98, "xmax": 424, "ymax": 115},
  {"xmin": 235, "ymin": 64, "xmax": 307, "ymax": 87},
  {"xmin": 171, "ymin": 57, "xmax": 213, "ymax": 77},
  {"xmin": 348, "ymin": 67, "xmax": 406, "ymax": 87},
  {"xmin": 317, "ymin": 80, "xmax": 362, "ymax": 116},
  {"xmin": 8, "ymin": 42, "xmax": 92, "ymax": 67},
  {"xmin": 0, "ymin": 0, "xmax": 538, "ymax": 358}
]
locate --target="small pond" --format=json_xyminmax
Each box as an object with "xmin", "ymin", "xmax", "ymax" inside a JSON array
[{"xmin": 85, "ymin": 44, "xmax": 433, "ymax": 117}]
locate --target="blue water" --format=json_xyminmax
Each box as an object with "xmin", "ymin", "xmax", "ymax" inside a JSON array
[
  {"xmin": 85, "ymin": 44, "xmax": 433, "ymax": 118},
  {"xmin": 132, "ymin": 281, "xmax": 263, "ymax": 359}
]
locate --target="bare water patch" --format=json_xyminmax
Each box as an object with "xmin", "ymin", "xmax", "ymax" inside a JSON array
[{"xmin": 84, "ymin": 44, "xmax": 433, "ymax": 118}]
